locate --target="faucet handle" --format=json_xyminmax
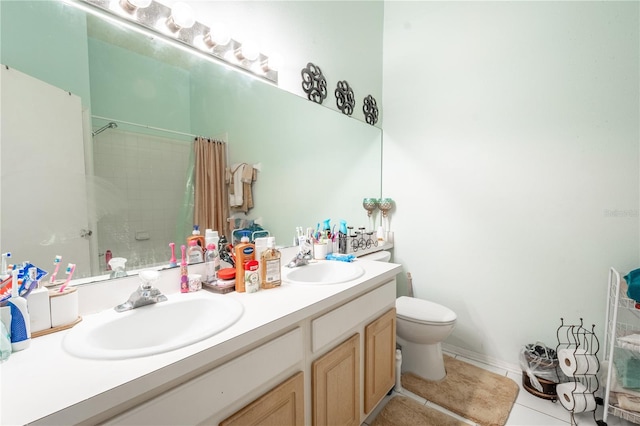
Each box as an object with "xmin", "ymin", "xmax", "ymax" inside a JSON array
[{"xmin": 139, "ymin": 269, "xmax": 160, "ymax": 289}]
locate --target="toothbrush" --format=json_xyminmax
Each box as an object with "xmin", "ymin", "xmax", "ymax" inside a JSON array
[
  {"xmin": 180, "ymin": 245, "xmax": 188, "ymax": 293},
  {"xmin": 1, "ymin": 252, "xmax": 11, "ymax": 276},
  {"xmin": 59, "ymin": 263, "xmax": 75, "ymax": 292},
  {"xmin": 11, "ymin": 269, "xmax": 24, "ymax": 299},
  {"xmin": 169, "ymin": 243, "xmax": 177, "ymax": 267},
  {"xmin": 50, "ymin": 255, "xmax": 62, "ymax": 284}
]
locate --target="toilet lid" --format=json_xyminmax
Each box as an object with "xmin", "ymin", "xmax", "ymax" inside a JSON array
[
  {"xmin": 396, "ymin": 296, "xmax": 457, "ymax": 324},
  {"xmin": 360, "ymin": 250, "xmax": 391, "ymax": 262}
]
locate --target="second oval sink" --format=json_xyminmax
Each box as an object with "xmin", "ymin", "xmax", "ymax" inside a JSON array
[
  {"xmin": 63, "ymin": 292, "xmax": 243, "ymax": 360},
  {"xmin": 282, "ymin": 261, "xmax": 365, "ymax": 285}
]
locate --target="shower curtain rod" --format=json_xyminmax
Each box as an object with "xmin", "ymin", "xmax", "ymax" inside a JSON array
[{"xmin": 92, "ymin": 115, "xmax": 228, "ymax": 142}]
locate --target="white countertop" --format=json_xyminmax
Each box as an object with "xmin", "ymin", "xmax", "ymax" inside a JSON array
[{"xmin": 0, "ymin": 249, "xmax": 400, "ymax": 425}]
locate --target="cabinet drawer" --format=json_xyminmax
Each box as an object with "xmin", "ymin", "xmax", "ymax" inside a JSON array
[
  {"xmin": 311, "ymin": 280, "xmax": 395, "ymax": 353},
  {"xmin": 106, "ymin": 328, "xmax": 303, "ymax": 425}
]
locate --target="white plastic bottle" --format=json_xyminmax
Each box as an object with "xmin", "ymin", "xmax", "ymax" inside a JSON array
[
  {"xmin": 8, "ymin": 269, "xmax": 30, "ymax": 351},
  {"xmin": 205, "ymin": 229, "xmax": 219, "ymax": 253},
  {"xmin": 204, "ymin": 243, "xmax": 220, "ymax": 284}
]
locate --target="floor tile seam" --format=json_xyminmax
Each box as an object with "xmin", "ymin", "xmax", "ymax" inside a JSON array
[
  {"xmin": 511, "ymin": 400, "xmax": 572, "ymax": 423},
  {"xmin": 510, "ymin": 386, "xmax": 566, "ymax": 414}
]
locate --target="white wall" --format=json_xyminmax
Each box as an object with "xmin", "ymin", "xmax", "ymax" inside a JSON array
[{"xmin": 382, "ymin": 1, "xmax": 639, "ymax": 367}]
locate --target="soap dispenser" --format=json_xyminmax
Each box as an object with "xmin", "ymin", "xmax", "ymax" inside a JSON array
[
  {"xmin": 187, "ymin": 225, "xmax": 205, "ymax": 249},
  {"xmin": 260, "ymin": 237, "xmax": 281, "ymax": 289}
]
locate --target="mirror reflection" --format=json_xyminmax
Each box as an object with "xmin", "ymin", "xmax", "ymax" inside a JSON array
[{"xmin": 0, "ymin": 0, "xmax": 382, "ymax": 285}]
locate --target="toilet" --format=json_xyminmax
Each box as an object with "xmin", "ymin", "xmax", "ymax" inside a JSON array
[{"xmin": 360, "ymin": 249, "xmax": 457, "ymax": 382}]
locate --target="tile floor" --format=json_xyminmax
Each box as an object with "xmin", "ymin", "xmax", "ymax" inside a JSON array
[{"xmin": 363, "ymin": 353, "xmax": 638, "ymax": 426}]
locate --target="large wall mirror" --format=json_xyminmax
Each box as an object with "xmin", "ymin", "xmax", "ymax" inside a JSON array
[{"xmin": 0, "ymin": 0, "xmax": 382, "ymax": 284}]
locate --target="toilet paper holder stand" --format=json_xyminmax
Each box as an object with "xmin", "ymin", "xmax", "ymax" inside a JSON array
[{"xmin": 555, "ymin": 318, "xmax": 602, "ymax": 426}]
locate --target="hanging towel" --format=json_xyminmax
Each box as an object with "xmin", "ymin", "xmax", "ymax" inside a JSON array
[
  {"xmin": 226, "ymin": 163, "xmax": 257, "ymax": 212},
  {"xmin": 241, "ymin": 163, "xmax": 254, "ymax": 184},
  {"xmin": 624, "ymin": 268, "xmax": 640, "ymax": 303},
  {"xmin": 226, "ymin": 163, "xmax": 247, "ymax": 207}
]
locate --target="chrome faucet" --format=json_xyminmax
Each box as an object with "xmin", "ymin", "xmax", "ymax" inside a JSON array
[
  {"xmin": 115, "ymin": 270, "xmax": 167, "ymax": 312},
  {"xmin": 287, "ymin": 250, "xmax": 312, "ymax": 268}
]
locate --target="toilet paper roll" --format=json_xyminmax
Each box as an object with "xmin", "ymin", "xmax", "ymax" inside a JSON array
[
  {"xmin": 558, "ymin": 348, "xmax": 599, "ymax": 376},
  {"xmin": 556, "ymin": 382, "xmax": 597, "ymax": 413}
]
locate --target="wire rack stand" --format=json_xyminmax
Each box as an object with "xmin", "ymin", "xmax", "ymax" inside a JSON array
[
  {"xmin": 556, "ymin": 318, "xmax": 602, "ymax": 426},
  {"xmin": 602, "ymin": 267, "xmax": 640, "ymax": 425}
]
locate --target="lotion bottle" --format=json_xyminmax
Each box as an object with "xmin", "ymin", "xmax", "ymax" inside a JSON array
[{"xmin": 234, "ymin": 232, "xmax": 254, "ymax": 293}]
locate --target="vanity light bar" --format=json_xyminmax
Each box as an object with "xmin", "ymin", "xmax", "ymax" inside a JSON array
[{"xmin": 72, "ymin": 0, "xmax": 278, "ymax": 84}]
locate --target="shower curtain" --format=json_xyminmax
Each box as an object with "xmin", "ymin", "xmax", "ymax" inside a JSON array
[{"xmin": 194, "ymin": 137, "xmax": 229, "ymax": 239}]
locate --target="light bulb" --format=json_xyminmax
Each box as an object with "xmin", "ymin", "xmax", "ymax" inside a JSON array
[
  {"xmin": 204, "ymin": 22, "xmax": 231, "ymax": 48},
  {"xmin": 166, "ymin": 2, "xmax": 195, "ymax": 31},
  {"xmin": 262, "ymin": 52, "xmax": 282, "ymax": 72},
  {"xmin": 235, "ymin": 40, "xmax": 259, "ymax": 61}
]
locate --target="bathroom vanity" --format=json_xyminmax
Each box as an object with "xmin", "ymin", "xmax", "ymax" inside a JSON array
[{"xmin": 0, "ymin": 248, "xmax": 400, "ymax": 425}]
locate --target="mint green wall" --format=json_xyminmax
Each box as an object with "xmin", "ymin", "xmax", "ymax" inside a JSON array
[
  {"xmin": 189, "ymin": 60, "xmax": 237, "ymax": 137},
  {"xmin": 88, "ymin": 38, "xmax": 192, "ymax": 135},
  {"xmin": 0, "ymin": 0, "xmax": 91, "ymax": 107}
]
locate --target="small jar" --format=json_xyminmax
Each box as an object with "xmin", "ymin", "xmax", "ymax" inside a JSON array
[{"xmin": 188, "ymin": 274, "xmax": 202, "ymax": 292}]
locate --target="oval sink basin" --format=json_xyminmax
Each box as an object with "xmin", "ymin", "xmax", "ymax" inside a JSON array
[
  {"xmin": 63, "ymin": 292, "xmax": 243, "ymax": 360},
  {"xmin": 282, "ymin": 261, "xmax": 365, "ymax": 285}
]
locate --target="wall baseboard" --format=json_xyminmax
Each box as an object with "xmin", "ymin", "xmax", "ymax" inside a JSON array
[{"xmin": 442, "ymin": 343, "xmax": 521, "ymax": 375}]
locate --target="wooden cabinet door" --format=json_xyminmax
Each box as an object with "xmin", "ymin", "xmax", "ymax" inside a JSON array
[
  {"xmin": 312, "ymin": 334, "xmax": 360, "ymax": 426},
  {"xmin": 364, "ymin": 308, "xmax": 396, "ymax": 414},
  {"xmin": 220, "ymin": 372, "xmax": 304, "ymax": 426}
]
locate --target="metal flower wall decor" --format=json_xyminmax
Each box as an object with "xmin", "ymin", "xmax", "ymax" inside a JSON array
[
  {"xmin": 363, "ymin": 95, "xmax": 379, "ymax": 125},
  {"xmin": 301, "ymin": 62, "xmax": 327, "ymax": 104},
  {"xmin": 335, "ymin": 80, "xmax": 355, "ymax": 116}
]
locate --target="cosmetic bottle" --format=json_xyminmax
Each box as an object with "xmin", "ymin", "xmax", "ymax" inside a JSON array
[
  {"xmin": 260, "ymin": 237, "xmax": 281, "ymax": 289},
  {"xmin": 187, "ymin": 225, "xmax": 205, "ymax": 249},
  {"xmin": 204, "ymin": 243, "xmax": 220, "ymax": 284},
  {"xmin": 254, "ymin": 237, "xmax": 269, "ymax": 286},
  {"xmin": 187, "ymin": 240, "xmax": 204, "ymax": 264},
  {"xmin": 339, "ymin": 220, "xmax": 348, "ymax": 254},
  {"xmin": 234, "ymin": 232, "xmax": 254, "ymax": 293}
]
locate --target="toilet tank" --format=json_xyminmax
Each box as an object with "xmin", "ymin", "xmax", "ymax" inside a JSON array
[{"xmin": 360, "ymin": 250, "xmax": 391, "ymax": 262}]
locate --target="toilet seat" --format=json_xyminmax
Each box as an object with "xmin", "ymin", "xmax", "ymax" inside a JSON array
[{"xmin": 396, "ymin": 296, "xmax": 457, "ymax": 326}]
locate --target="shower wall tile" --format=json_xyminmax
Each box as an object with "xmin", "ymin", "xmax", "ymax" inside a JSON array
[{"xmin": 94, "ymin": 129, "xmax": 191, "ymax": 272}]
